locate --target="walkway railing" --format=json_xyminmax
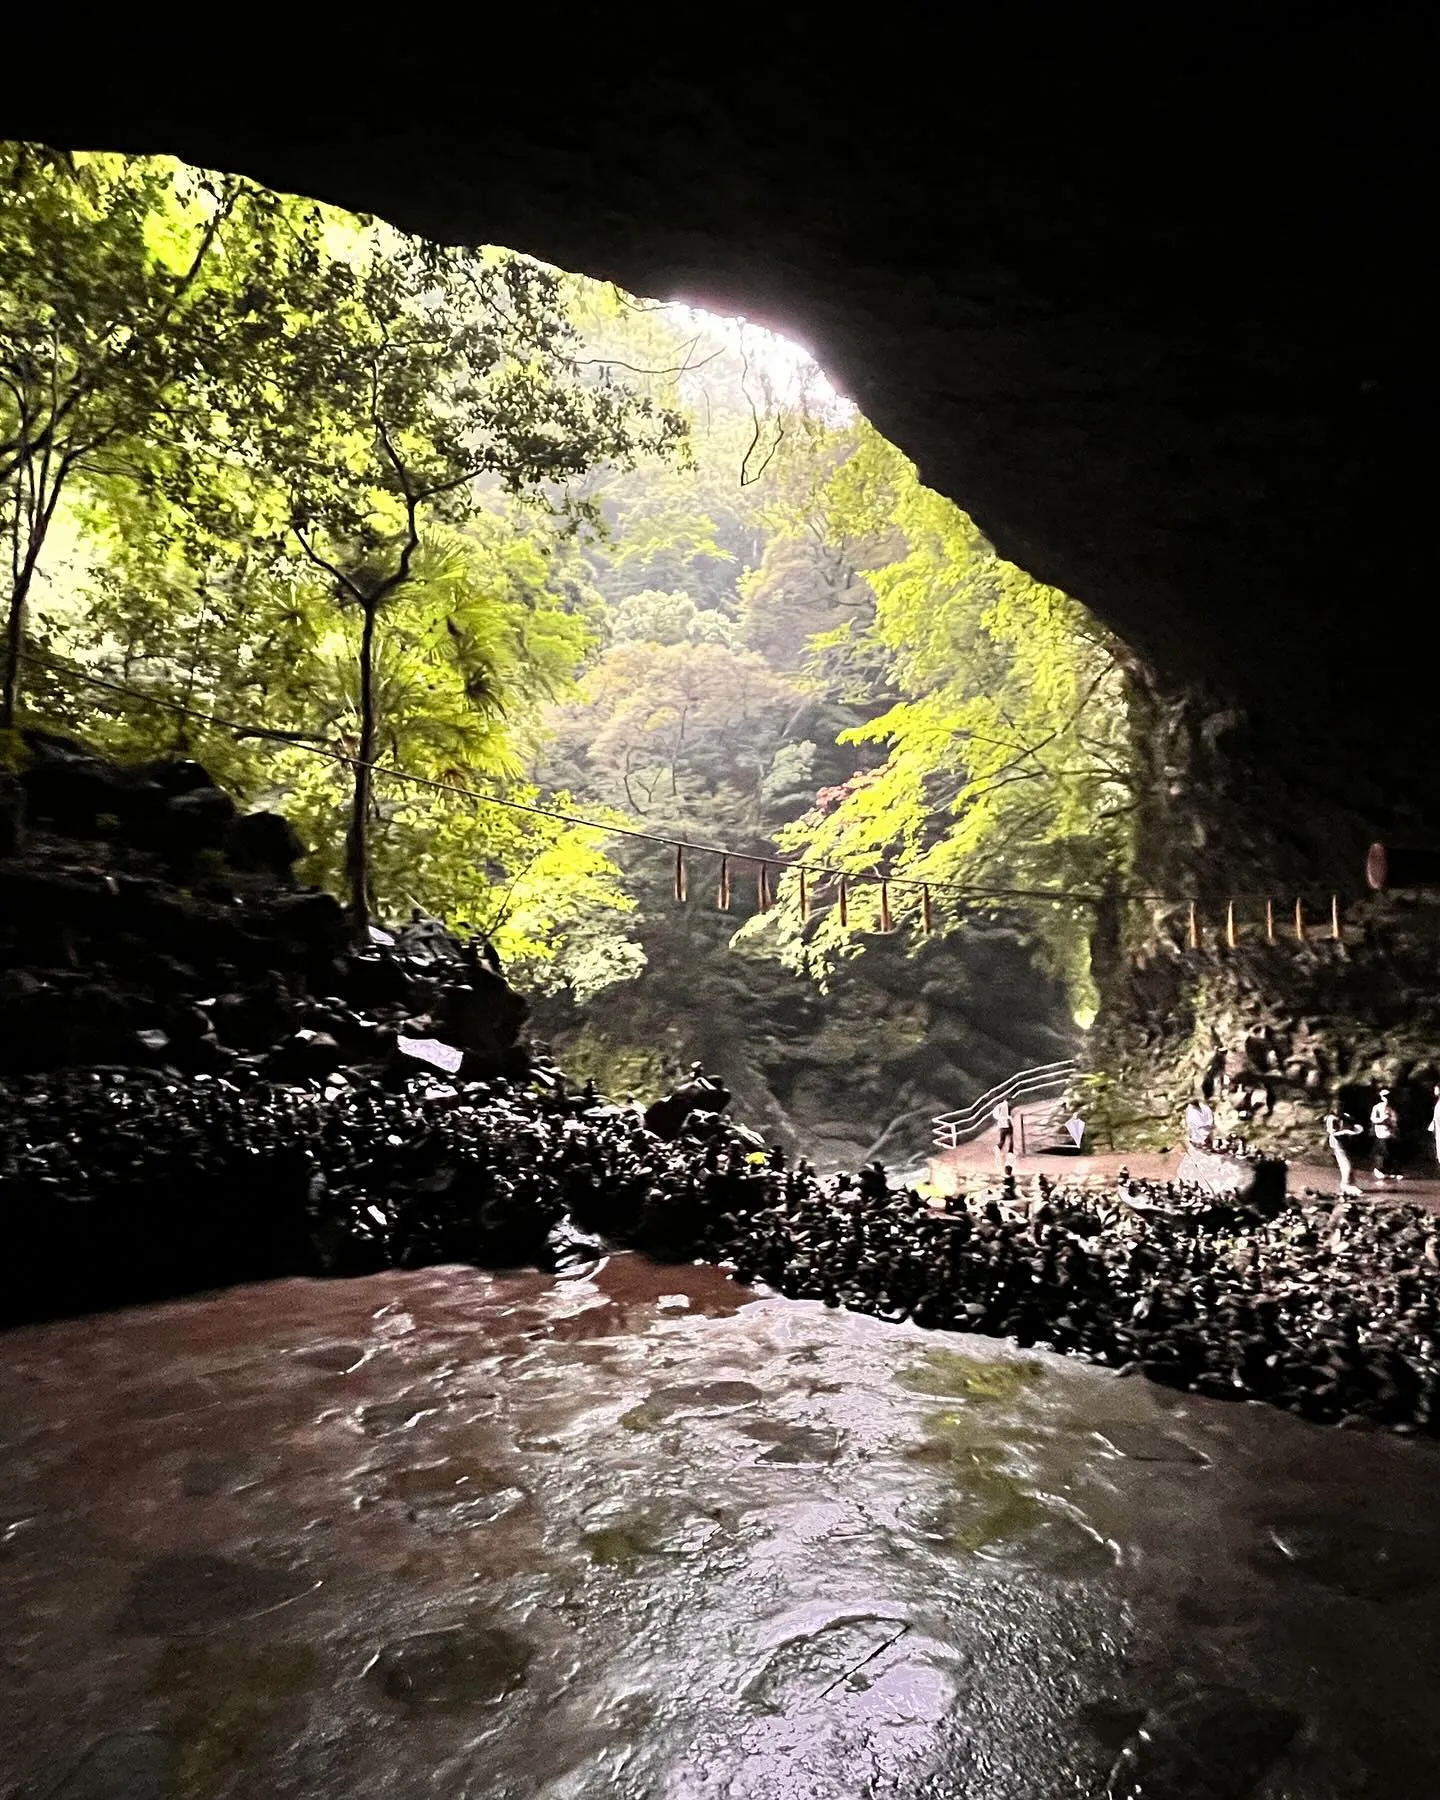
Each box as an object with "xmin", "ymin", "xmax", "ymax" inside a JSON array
[{"xmin": 931, "ymin": 1059, "xmax": 1079, "ymax": 1151}]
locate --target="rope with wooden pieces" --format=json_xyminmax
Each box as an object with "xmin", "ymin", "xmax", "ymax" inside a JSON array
[{"xmin": 32, "ymin": 648, "xmax": 1357, "ymax": 945}]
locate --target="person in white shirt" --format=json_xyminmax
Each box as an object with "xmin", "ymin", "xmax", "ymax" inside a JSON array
[
  {"xmin": 1370, "ymin": 1087, "xmax": 1400, "ymax": 1181},
  {"xmin": 1430, "ymin": 1083, "xmax": 1440, "ymax": 1173},
  {"xmin": 992, "ymin": 1096, "xmax": 1015, "ymax": 1168},
  {"xmin": 1325, "ymin": 1104, "xmax": 1364, "ymax": 1197},
  {"xmin": 1183, "ymin": 1096, "xmax": 1214, "ymax": 1151}
]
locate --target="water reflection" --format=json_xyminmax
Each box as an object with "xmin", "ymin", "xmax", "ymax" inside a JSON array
[{"xmin": 1, "ymin": 1254, "xmax": 1440, "ymax": 1796}]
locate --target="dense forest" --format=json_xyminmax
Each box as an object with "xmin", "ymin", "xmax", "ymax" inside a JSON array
[{"xmin": 2, "ymin": 144, "xmax": 1140, "ymax": 1166}]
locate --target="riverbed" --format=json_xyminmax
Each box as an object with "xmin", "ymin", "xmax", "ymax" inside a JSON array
[{"xmin": 3, "ymin": 1256, "xmax": 1439, "ymax": 1798}]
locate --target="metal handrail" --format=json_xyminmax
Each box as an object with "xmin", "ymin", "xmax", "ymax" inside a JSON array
[
  {"xmin": 932, "ymin": 1058, "xmax": 1077, "ymax": 1128},
  {"xmin": 931, "ymin": 1058, "xmax": 1079, "ymax": 1151}
]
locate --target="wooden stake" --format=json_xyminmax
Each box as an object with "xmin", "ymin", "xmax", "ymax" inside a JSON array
[
  {"xmin": 1226, "ymin": 900, "xmax": 1237, "ymax": 949},
  {"xmin": 798, "ymin": 868, "xmax": 808, "ymax": 923},
  {"xmin": 1187, "ymin": 901, "xmax": 1199, "ymax": 949},
  {"xmin": 921, "ymin": 884, "xmax": 933, "ymax": 935},
  {"xmin": 756, "ymin": 863, "xmax": 771, "ymax": 912},
  {"xmin": 838, "ymin": 876, "xmax": 848, "ymax": 927},
  {"xmin": 1331, "ymin": 894, "xmax": 1342, "ymax": 942},
  {"xmin": 1294, "ymin": 897, "xmax": 1305, "ymax": 943},
  {"xmin": 1265, "ymin": 899, "xmax": 1275, "ymax": 944},
  {"xmin": 880, "ymin": 881, "xmax": 893, "ymax": 933},
  {"xmin": 716, "ymin": 854, "xmax": 730, "ymax": 910},
  {"xmin": 673, "ymin": 844, "xmax": 687, "ymax": 904}
]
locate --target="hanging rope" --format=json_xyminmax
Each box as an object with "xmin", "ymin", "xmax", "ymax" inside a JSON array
[{"xmin": 29, "ymin": 649, "xmax": 1363, "ymax": 933}]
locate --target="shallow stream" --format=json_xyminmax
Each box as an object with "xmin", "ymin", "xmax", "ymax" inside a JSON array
[{"xmin": 3, "ymin": 1255, "xmax": 1439, "ymax": 1797}]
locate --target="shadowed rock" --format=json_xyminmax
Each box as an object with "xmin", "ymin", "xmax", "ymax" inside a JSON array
[
  {"xmin": 113, "ymin": 1553, "xmax": 318, "ymax": 1635},
  {"xmin": 366, "ymin": 1625, "xmax": 532, "ymax": 1709},
  {"xmin": 1106, "ymin": 1686, "xmax": 1301, "ymax": 1799}
]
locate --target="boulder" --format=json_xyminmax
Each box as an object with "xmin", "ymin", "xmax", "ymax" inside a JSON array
[
  {"xmin": 225, "ymin": 810, "xmax": 307, "ymax": 878},
  {"xmin": 265, "ymin": 1028, "xmax": 345, "ymax": 1082},
  {"xmin": 0, "ymin": 773, "xmax": 24, "ymax": 857},
  {"xmin": 344, "ymin": 952, "xmax": 418, "ymax": 1008},
  {"xmin": 19, "ymin": 743, "xmax": 123, "ymax": 837},
  {"xmin": 156, "ymin": 787, "xmax": 238, "ymax": 861},
  {"xmin": 435, "ymin": 968, "xmax": 529, "ymax": 1068},
  {"xmin": 133, "ymin": 758, "xmax": 220, "ymax": 798},
  {"xmin": 267, "ymin": 890, "xmax": 347, "ymax": 955}
]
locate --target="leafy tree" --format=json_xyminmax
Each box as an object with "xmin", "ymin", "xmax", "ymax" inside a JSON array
[
  {"xmin": 744, "ymin": 431, "xmax": 1136, "ymax": 1010},
  {"xmin": 232, "ymin": 236, "xmax": 684, "ymax": 939},
  {"xmin": 0, "ymin": 144, "xmax": 350, "ymax": 729},
  {"xmin": 609, "ymin": 587, "xmax": 735, "ymax": 647},
  {"xmin": 548, "ymin": 638, "xmax": 798, "ymax": 830}
]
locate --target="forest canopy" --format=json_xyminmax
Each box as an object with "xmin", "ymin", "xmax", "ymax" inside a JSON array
[{"xmin": 2, "ymin": 141, "xmax": 1138, "ymax": 1013}]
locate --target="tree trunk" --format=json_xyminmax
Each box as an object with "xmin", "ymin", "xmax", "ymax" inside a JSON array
[
  {"xmin": 345, "ymin": 596, "xmax": 380, "ymax": 945},
  {"xmin": 1, "ymin": 553, "xmax": 41, "ymax": 732}
]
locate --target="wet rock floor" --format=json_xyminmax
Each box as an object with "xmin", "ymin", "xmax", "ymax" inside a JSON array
[{"xmin": 3, "ymin": 1256, "xmax": 1440, "ymax": 1798}]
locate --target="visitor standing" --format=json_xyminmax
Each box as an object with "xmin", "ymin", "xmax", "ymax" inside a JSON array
[
  {"xmin": 1431, "ymin": 1083, "xmax": 1440, "ymax": 1173},
  {"xmin": 1324, "ymin": 1103, "xmax": 1364, "ymax": 1197},
  {"xmin": 1370, "ymin": 1086, "xmax": 1400, "ymax": 1181},
  {"xmin": 992, "ymin": 1095, "xmax": 1015, "ymax": 1168},
  {"xmin": 1184, "ymin": 1095, "xmax": 1215, "ymax": 1151}
]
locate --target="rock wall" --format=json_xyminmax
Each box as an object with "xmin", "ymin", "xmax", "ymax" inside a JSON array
[
  {"xmin": 0, "ymin": 733, "xmax": 529, "ymax": 1084},
  {"xmin": 533, "ymin": 911, "xmax": 1076, "ymax": 1174},
  {"xmin": 1089, "ymin": 678, "xmax": 1440, "ymax": 1156}
]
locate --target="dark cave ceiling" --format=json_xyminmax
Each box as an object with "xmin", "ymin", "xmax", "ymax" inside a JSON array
[{"xmin": 6, "ymin": 15, "xmax": 1437, "ymax": 807}]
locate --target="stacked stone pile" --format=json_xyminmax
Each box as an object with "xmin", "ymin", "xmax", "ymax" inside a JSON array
[
  {"xmin": 0, "ymin": 731, "xmax": 528, "ymax": 1083},
  {"xmin": 7, "ymin": 1054, "xmax": 1440, "ymax": 1435}
]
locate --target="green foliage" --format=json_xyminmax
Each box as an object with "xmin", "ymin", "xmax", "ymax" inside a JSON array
[
  {"xmin": 0, "ymin": 144, "xmax": 357, "ymax": 724},
  {"xmin": 609, "ymin": 588, "xmax": 736, "ymax": 648},
  {"xmin": 549, "ymin": 638, "xmax": 798, "ymax": 829},
  {"xmin": 551, "ymin": 1022, "xmax": 669, "ymax": 1103},
  {"xmin": 741, "ymin": 424, "xmax": 1136, "ymax": 1010},
  {"xmin": 6, "ymin": 140, "xmax": 1137, "ymax": 1028}
]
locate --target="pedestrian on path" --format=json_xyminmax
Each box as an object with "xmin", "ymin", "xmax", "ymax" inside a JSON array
[
  {"xmin": 1184, "ymin": 1095, "xmax": 1215, "ymax": 1151},
  {"xmin": 1430, "ymin": 1083, "xmax": 1440, "ymax": 1173},
  {"xmin": 992, "ymin": 1095, "xmax": 1015, "ymax": 1169},
  {"xmin": 1325, "ymin": 1103, "xmax": 1364, "ymax": 1197},
  {"xmin": 1370, "ymin": 1086, "xmax": 1401, "ymax": 1181}
]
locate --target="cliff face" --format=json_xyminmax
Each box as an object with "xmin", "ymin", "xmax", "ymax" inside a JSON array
[
  {"xmin": 1088, "ymin": 676, "xmax": 1440, "ymax": 1155},
  {"xmin": 533, "ymin": 912, "xmax": 1076, "ymax": 1175}
]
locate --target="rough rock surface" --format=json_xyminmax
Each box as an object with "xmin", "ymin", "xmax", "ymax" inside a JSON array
[
  {"xmin": 535, "ymin": 915, "xmax": 1076, "ymax": 1172},
  {"xmin": 0, "ymin": 733, "xmax": 530, "ymax": 1084}
]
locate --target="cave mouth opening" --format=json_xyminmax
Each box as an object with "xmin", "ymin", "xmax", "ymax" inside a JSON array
[{"xmin": 6, "ymin": 139, "xmax": 1139, "ymax": 1173}]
